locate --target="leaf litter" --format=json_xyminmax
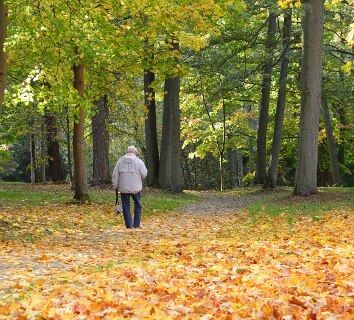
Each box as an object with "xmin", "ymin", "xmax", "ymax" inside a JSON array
[{"xmin": 0, "ymin": 191, "xmax": 353, "ymax": 319}]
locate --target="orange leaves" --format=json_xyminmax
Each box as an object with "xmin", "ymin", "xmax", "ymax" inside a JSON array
[{"xmin": 0, "ymin": 205, "xmax": 353, "ymax": 318}]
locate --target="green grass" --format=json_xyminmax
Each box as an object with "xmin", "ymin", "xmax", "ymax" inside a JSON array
[
  {"xmin": 246, "ymin": 187, "xmax": 354, "ymax": 220},
  {"xmin": 0, "ymin": 182, "xmax": 199, "ymax": 213},
  {"xmin": 0, "ymin": 190, "xmax": 72, "ymax": 206},
  {"xmin": 144, "ymin": 191, "xmax": 199, "ymax": 215}
]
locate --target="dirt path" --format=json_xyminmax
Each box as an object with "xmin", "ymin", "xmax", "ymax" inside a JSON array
[{"xmin": 179, "ymin": 189, "xmax": 269, "ymax": 215}]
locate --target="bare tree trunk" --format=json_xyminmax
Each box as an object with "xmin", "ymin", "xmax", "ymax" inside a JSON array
[
  {"xmin": 322, "ymin": 97, "xmax": 341, "ymax": 186},
  {"xmin": 45, "ymin": 111, "xmax": 63, "ymax": 182},
  {"xmin": 92, "ymin": 95, "xmax": 110, "ymax": 186},
  {"xmin": 255, "ymin": 11, "xmax": 277, "ymax": 184},
  {"xmin": 72, "ymin": 59, "xmax": 89, "ymax": 201},
  {"xmin": 65, "ymin": 106, "xmax": 73, "ymax": 185},
  {"xmin": 294, "ymin": 0, "xmax": 324, "ymax": 195},
  {"xmin": 236, "ymin": 148, "xmax": 244, "ymax": 187},
  {"xmin": 30, "ymin": 134, "xmax": 36, "ymax": 183},
  {"xmin": 144, "ymin": 69, "xmax": 159, "ymax": 186},
  {"xmin": 159, "ymin": 79, "xmax": 172, "ymax": 190},
  {"xmin": 0, "ymin": 0, "xmax": 7, "ymax": 113},
  {"xmin": 38, "ymin": 122, "xmax": 46, "ymax": 183},
  {"xmin": 159, "ymin": 41, "xmax": 183, "ymax": 192},
  {"xmin": 265, "ymin": 11, "xmax": 292, "ymax": 189},
  {"xmin": 159, "ymin": 74, "xmax": 183, "ymax": 192},
  {"xmin": 219, "ymin": 153, "xmax": 224, "ymax": 191}
]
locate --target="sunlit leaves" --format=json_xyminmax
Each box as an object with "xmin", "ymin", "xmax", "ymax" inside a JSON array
[
  {"xmin": 278, "ymin": 0, "xmax": 301, "ymax": 9},
  {"xmin": 0, "ymin": 200, "xmax": 353, "ymax": 318}
]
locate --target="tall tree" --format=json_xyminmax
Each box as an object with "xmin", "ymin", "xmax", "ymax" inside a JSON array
[
  {"xmin": 144, "ymin": 69, "xmax": 159, "ymax": 187},
  {"xmin": 255, "ymin": 11, "xmax": 277, "ymax": 184},
  {"xmin": 72, "ymin": 57, "xmax": 89, "ymax": 201},
  {"xmin": 265, "ymin": 10, "xmax": 292, "ymax": 189},
  {"xmin": 0, "ymin": 0, "xmax": 7, "ymax": 112},
  {"xmin": 92, "ymin": 95, "xmax": 110, "ymax": 186},
  {"xmin": 293, "ymin": 0, "xmax": 325, "ymax": 195},
  {"xmin": 159, "ymin": 40, "xmax": 183, "ymax": 192}
]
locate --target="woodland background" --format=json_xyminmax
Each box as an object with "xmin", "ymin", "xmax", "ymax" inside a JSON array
[
  {"xmin": 0, "ymin": 1, "xmax": 354, "ymax": 318},
  {"xmin": 0, "ymin": 0, "xmax": 353, "ymax": 198}
]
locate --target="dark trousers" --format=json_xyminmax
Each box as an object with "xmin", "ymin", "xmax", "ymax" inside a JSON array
[{"xmin": 120, "ymin": 192, "xmax": 142, "ymax": 228}]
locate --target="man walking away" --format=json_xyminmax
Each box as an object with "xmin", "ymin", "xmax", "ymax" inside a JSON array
[{"xmin": 112, "ymin": 146, "xmax": 148, "ymax": 229}]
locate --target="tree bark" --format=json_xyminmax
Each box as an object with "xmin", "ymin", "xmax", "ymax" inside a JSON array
[
  {"xmin": 236, "ymin": 148, "xmax": 244, "ymax": 187},
  {"xmin": 65, "ymin": 106, "xmax": 73, "ymax": 185},
  {"xmin": 265, "ymin": 11, "xmax": 292, "ymax": 189},
  {"xmin": 144, "ymin": 69, "xmax": 159, "ymax": 187},
  {"xmin": 72, "ymin": 59, "xmax": 89, "ymax": 201},
  {"xmin": 293, "ymin": 0, "xmax": 325, "ymax": 195},
  {"xmin": 158, "ymin": 79, "xmax": 172, "ymax": 190},
  {"xmin": 92, "ymin": 95, "xmax": 110, "ymax": 186},
  {"xmin": 255, "ymin": 11, "xmax": 277, "ymax": 184},
  {"xmin": 158, "ymin": 41, "xmax": 183, "ymax": 192},
  {"xmin": 45, "ymin": 111, "xmax": 64, "ymax": 182},
  {"xmin": 30, "ymin": 134, "xmax": 36, "ymax": 184},
  {"xmin": 0, "ymin": 0, "xmax": 8, "ymax": 113},
  {"xmin": 37, "ymin": 122, "xmax": 46, "ymax": 183},
  {"xmin": 159, "ymin": 74, "xmax": 183, "ymax": 192},
  {"xmin": 322, "ymin": 97, "xmax": 341, "ymax": 186}
]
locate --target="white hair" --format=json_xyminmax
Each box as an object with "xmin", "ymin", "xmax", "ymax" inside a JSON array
[{"xmin": 127, "ymin": 146, "xmax": 138, "ymax": 154}]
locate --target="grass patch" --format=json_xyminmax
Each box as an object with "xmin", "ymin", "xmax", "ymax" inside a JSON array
[
  {"xmin": 0, "ymin": 183, "xmax": 199, "ymax": 213},
  {"xmin": 0, "ymin": 182, "xmax": 72, "ymax": 207},
  {"xmin": 246, "ymin": 187, "xmax": 354, "ymax": 221}
]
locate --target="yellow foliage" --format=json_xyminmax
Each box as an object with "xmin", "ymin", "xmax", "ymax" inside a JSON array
[{"xmin": 278, "ymin": 0, "xmax": 301, "ymax": 9}]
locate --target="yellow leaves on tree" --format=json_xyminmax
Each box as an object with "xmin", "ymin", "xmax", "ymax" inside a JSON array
[{"xmin": 278, "ymin": 0, "xmax": 301, "ymax": 9}]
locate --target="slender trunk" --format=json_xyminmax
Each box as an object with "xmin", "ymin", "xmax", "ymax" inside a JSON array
[
  {"xmin": 294, "ymin": 0, "xmax": 324, "ymax": 195},
  {"xmin": 72, "ymin": 59, "xmax": 89, "ymax": 201},
  {"xmin": 144, "ymin": 69, "xmax": 159, "ymax": 186},
  {"xmin": 65, "ymin": 107, "xmax": 73, "ymax": 185},
  {"xmin": 92, "ymin": 95, "xmax": 110, "ymax": 186},
  {"xmin": 255, "ymin": 11, "xmax": 277, "ymax": 184},
  {"xmin": 236, "ymin": 148, "xmax": 244, "ymax": 187},
  {"xmin": 245, "ymin": 103, "xmax": 256, "ymax": 181},
  {"xmin": 38, "ymin": 122, "xmax": 46, "ymax": 183},
  {"xmin": 219, "ymin": 153, "xmax": 224, "ymax": 191},
  {"xmin": 45, "ymin": 111, "xmax": 63, "ymax": 182},
  {"xmin": 322, "ymin": 97, "xmax": 341, "ymax": 186},
  {"xmin": 265, "ymin": 11, "xmax": 292, "ymax": 189},
  {"xmin": 30, "ymin": 134, "xmax": 36, "ymax": 183},
  {"xmin": 0, "ymin": 0, "xmax": 7, "ymax": 113}
]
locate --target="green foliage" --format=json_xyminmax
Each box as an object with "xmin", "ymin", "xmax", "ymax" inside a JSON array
[
  {"xmin": 1, "ymin": 0, "xmax": 354, "ymax": 189},
  {"xmin": 242, "ymin": 171, "xmax": 255, "ymax": 186}
]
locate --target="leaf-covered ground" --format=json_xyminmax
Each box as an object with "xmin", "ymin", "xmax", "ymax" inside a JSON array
[{"xmin": 0, "ymin": 188, "xmax": 353, "ymax": 319}]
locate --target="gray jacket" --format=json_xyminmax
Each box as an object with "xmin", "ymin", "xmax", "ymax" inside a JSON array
[{"xmin": 112, "ymin": 153, "xmax": 148, "ymax": 193}]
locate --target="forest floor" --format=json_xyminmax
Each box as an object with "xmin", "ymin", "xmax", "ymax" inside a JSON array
[{"xmin": 0, "ymin": 184, "xmax": 353, "ymax": 319}]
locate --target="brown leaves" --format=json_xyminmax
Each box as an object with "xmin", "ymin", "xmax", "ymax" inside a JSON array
[{"xmin": 0, "ymin": 205, "xmax": 353, "ymax": 319}]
